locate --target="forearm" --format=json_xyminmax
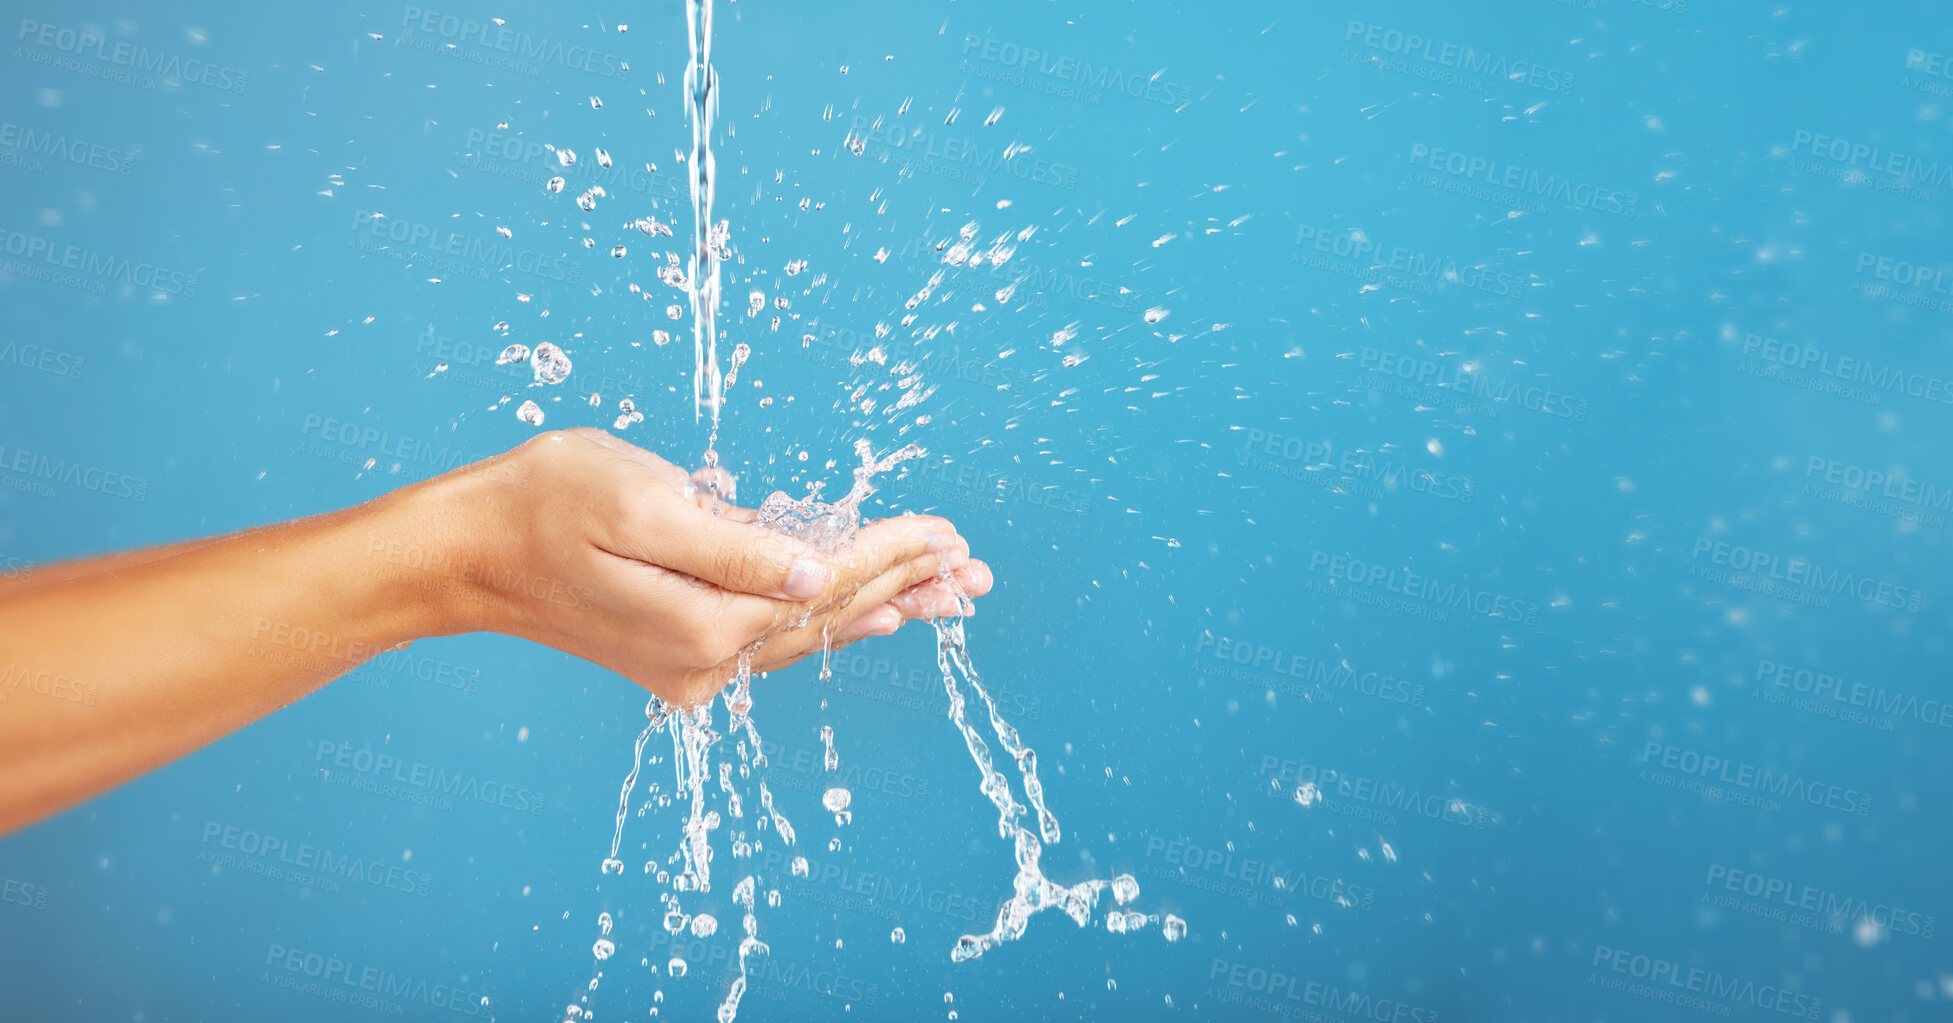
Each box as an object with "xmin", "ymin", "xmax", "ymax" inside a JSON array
[
  {"xmin": 0, "ymin": 533, "xmax": 223, "ymax": 597},
  {"xmin": 0, "ymin": 484, "xmax": 463, "ymax": 834}
]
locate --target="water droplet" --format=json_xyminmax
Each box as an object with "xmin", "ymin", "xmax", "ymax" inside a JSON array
[
  {"xmin": 1293, "ymin": 782, "xmax": 1320, "ymax": 807},
  {"xmin": 497, "ymin": 343, "xmax": 531, "ymax": 365},
  {"xmin": 1162, "ymin": 914, "xmax": 1186, "ymax": 942},
  {"xmin": 791, "ymin": 857, "xmax": 809, "ymax": 877},
  {"xmin": 823, "ymin": 787, "xmax": 851, "ymax": 813},
  {"xmin": 1111, "ymin": 874, "xmax": 1139, "ymax": 905},
  {"xmin": 1143, "ymin": 306, "xmax": 1170, "ymax": 324},
  {"xmin": 532, "ymin": 342, "xmax": 572, "ymax": 385},
  {"xmin": 595, "ymin": 147, "xmax": 612, "ymax": 167},
  {"xmin": 557, "ymin": 148, "xmax": 577, "ymax": 167},
  {"xmin": 612, "ymin": 244, "xmax": 628, "ymax": 258},
  {"xmin": 547, "ymin": 176, "xmax": 566, "ymax": 193},
  {"xmin": 601, "ymin": 858, "xmax": 624, "ymax": 875},
  {"xmin": 592, "ymin": 938, "xmax": 615, "ymax": 959},
  {"xmin": 516, "ymin": 400, "xmax": 545, "ymax": 426},
  {"xmin": 667, "ymin": 958, "xmax": 687, "ymax": 978},
  {"xmin": 690, "ymin": 914, "xmax": 718, "ymax": 938},
  {"xmin": 890, "ymin": 927, "xmax": 906, "ymax": 944}
]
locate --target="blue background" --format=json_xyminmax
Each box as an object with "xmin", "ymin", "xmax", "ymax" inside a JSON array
[{"xmin": 2, "ymin": 0, "xmax": 1950, "ymax": 1020}]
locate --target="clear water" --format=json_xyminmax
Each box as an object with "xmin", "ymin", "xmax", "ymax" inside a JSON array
[{"xmin": 2, "ymin": 2, "xmax": 1950, "ymax": 1021}]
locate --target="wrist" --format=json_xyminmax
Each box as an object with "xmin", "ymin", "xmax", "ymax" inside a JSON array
[{"xmin": 348, "ymin": 469, "xmax": 503, "ymax": 640}]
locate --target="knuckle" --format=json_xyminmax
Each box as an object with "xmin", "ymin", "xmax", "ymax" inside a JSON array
[{"xmin": 711, "ymin": 542, "xmax": 761, "ymax": 591}]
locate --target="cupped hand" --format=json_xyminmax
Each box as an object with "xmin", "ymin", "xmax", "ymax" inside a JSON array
[{"xmin": 426, "ymin": 428, "xmax": 991, "ymax": 707}]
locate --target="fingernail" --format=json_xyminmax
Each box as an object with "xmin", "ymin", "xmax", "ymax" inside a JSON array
[
  {"xmin": 783, "ymin": 556, "xmax": 830, "ymax": 599},
  {"xmin": 926, "ymin": 529, "xmax": 956, "ymax": 553}
]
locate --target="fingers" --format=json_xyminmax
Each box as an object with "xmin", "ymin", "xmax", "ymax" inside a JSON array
[
  {"xmin": 823, "ymin": 515, "xmax": 958, "ymax": 599},
  {"xmin": 829, "ymin": 603, "xmax": 904, "ymax": 646},
  {"xmin": 828, "ymin": 559, "xmax": 991, "ymax": 646},
  {"xmin": 605, "ymin": 485, "xmax": 835, "ymax": 600}
]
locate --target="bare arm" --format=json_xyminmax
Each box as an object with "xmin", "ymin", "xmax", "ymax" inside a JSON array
[{"xmin": 0, "ymin": 428, "xmax": 989, "ymax": 834}]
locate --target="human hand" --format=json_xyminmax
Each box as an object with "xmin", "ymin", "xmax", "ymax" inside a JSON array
[{"xmin": 404, "ymin": 428, "xmax": 992, "ymax": 707}]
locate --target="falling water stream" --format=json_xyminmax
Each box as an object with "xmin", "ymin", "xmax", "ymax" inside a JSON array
[{"xmin": 566, "ymin": 3, "xmax": 1179, "ymax": 1019}]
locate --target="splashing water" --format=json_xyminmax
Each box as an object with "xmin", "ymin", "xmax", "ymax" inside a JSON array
[
  {"xmin": 587, "ymin": 438, "xmax": 1175, "ymax": 1019},
  {"xmin": 586, "ymin": 443, "xmax": 925, "ymax": 1021},
  {"xmin": 930, "ymin": 599, "xmax": 1141, "ymax": 961}
]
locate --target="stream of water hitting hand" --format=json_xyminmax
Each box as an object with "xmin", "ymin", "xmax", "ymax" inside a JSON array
[{"xmin": 570, "ymin": 1, "xmax": 1175, "ymax": 1015}]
